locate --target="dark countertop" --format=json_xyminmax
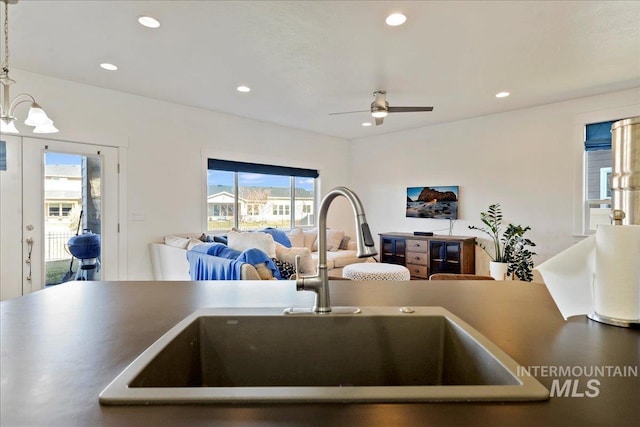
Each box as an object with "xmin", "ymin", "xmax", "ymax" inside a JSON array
[{"xmin": 1, "ymin": 280, "xmax": 639, "ymax": 426}]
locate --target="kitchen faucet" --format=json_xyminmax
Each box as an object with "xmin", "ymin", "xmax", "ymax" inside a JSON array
[{"xmin": 288, "ymin": 187, "xmax": 377, "ymax": 314}]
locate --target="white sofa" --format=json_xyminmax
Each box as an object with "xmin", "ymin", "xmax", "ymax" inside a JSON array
[
  {"xmin": 149, "ymin": 229, "xmax": 368, "ymax": 280},
  {"xmin": 149, "ymin": 242, "xmax": 263, "ymax": 280}
]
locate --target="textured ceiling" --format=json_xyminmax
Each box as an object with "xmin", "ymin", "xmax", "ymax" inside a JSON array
[{"xmin": 3, "ymin": 0, "xmax": 640, "ymax": 139}]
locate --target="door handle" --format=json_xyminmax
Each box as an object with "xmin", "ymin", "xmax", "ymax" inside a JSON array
[{"xmin": 25, "ymin": 237, "xmax": 33, "ymax": 281}]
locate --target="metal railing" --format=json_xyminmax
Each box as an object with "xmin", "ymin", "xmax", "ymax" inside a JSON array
[{"xmin": 45, "ymin": 231, "xmax": 74, "ymax": 261}]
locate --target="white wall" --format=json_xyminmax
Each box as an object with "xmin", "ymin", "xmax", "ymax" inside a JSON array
[
  {"xmin": 349, "ymin": 88, "xmax": 640, "ymax": 276},
  {"xmin": 11, "ymin": 70, "xmax": 354, "ymax": 280},
  {"xmin": 10, "ymin": 70, "xmax": 639, "ymax": 281}
]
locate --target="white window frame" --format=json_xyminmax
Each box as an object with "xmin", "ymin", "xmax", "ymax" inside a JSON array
[
  {"xmin": 599, "ymin": 167, "xmax": 612, "ymax": 200},
  {"xmin": 573, "ymin": 105, "xmax": 639, "ymax": 236}
]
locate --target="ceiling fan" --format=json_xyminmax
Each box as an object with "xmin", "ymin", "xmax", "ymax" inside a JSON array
[{"xmin": 329, "ymin": 90, "xmax": 434, "ymax": 126}]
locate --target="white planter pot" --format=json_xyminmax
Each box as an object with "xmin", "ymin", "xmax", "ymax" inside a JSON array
[{"xmin": 489, "ymin": 261, "xmax": 510, "ymax": 280}]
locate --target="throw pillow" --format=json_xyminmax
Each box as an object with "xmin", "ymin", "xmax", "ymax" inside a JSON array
[
  {"xmin": 261, "ymin": 227, "xmax": 291, "ymax": 247},
  {"xmin": 227, "ymin": 231, "xmax": 276, "ymax": 258},
  {"xmin": 186, "ymin": 238, "xmax": 204, "ymax": 250},
  {"xmin": 164, "ymin": 235, "xmax": 190, "ymax": 249},
  {"xmin": 285, "ymin": 228, "xmax": 304, "ymax": 248},
  {"xmin": 272, "ymin": 258, "xmax": 297, "ymax": 280},
  {"xmin": 303, "ymin": 228, "xmax": 318, "ymax": 250},
  {"xmin": 275, "ymin": 243, "xmax": 317, "ymax": 275},
  {"xmin": 339, "ymin": 235, "xmax": 351, "ymax": 250},
  {"xmin": 198, "ymin": 233, "xmax": 227, "ymax": 244},
  {"xmin": 254, "ymin": 263, "xmax": 275, "ymax": 280},
  {"xmin": 213, "ymin": 235, "xmax": 228, "ymax": 244},
  {"xmin": 312, "ymin": 229, "xmax": 345, "ymax": 252}
]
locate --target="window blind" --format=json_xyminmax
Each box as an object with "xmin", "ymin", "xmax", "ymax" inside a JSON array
[
  {"xmin": 208, "ymin": 158, "xmax": 319, "ymax": 178},
  {"xmin": 584, "ymin": 120, "xmax": 619, "ymax": 152}
]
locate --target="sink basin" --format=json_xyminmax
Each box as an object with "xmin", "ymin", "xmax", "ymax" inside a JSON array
[{"xmin": 99, "ymin": 307, "xmax": 548, "ymax": 404}]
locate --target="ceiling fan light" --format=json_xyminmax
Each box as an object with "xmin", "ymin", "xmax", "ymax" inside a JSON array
[
  {"xmin": 371, "ymin": 110, "xmax": 388, "ymax": 118},
  {"xmin": 1, "ymin": 118, "xmax": 19, "ymax": 134},
  {"xmin": 24, "ymin": 103, "xmax": 51, "ymax": 126}
]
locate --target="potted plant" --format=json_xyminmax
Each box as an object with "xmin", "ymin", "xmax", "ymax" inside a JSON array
[{"xmin": 468, "ymin": 203, "xmax": 537, "ymax": 281}]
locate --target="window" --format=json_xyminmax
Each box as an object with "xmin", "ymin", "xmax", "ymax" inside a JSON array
[
  {"xmin": 207, "ymin": 159, "xmax": 318, "ymax": 231},
  {"xmin": 210, "ymin": 203, "xmax": 234, "ymax": 217},
  {"xmin": 583, "ymin": 120, "xmax": 618, "ymax": 232},
  {"xmin": 246, "ymin": 204, "xmax": 260, "ymax": 216},
  {"xmin": 294, "ymin": 177, "xmax": 315, "ymax": 226},
  {"xmin": 0, "ymin": 140, "xmax": 5, "ymax": 171},
  {"xmin": 47, "ymin": 202, "xmax": 73, "ymax": 217},
  {"xmin": 61, "ymin": 204, "xmax": 72, "ymax": 216},
  {"xmin": 599, "ymin": 167, "xmax": 612, "ymax": 199},
  {"xmin": 272, "ymin": 204, "xmax": 290, "ymax": 216}
]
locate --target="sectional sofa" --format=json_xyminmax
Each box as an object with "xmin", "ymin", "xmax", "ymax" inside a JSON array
[{"xmin": 149, "ymin": 228, "xmax": 368, "ymax": 280}]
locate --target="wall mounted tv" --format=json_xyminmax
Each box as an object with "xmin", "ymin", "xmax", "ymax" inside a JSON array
[{"xmin": 406, "ymin": 186, "xmax": 459, "ymax": 219}]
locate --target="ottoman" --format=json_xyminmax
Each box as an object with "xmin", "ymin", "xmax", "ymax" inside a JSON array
[{"xmin": 342, "ymin": 262, "xmax": 411, "ymax": 281}]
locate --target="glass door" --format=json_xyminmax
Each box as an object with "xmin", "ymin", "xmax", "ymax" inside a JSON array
[
  {"xmin": 21, "ymin": 138, "xmax": 119, "ymax": 293},
  {"xmin": 429, "ymin": 241, "xmax": 461, "ymax": 274}
]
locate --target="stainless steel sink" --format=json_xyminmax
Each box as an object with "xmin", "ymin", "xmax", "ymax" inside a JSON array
[{"xmin": 99, "ymin": 307, "xmax": 548, "ymax": 404}]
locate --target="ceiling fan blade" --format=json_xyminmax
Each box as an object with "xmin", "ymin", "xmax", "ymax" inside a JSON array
[
  {"xmin": 375, "ymin": 117, "xmax": 384, "ymax": 126},
  {"xmin": 387, "ymin": 106, "xmax": 434, "ymax": 113},
  {"xmin": 328, "ymin": 110, "xmax": 370, "ymax": 115}
]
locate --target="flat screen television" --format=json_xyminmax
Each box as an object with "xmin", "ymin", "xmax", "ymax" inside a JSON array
[{"xmin": 406, "ymin": 186, "xmax": 458, "ymax": 219}]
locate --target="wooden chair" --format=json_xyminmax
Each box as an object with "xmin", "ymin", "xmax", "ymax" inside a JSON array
[{"xmin": 429, "ymin": 273, "xmax": 495, "ymax": 280}]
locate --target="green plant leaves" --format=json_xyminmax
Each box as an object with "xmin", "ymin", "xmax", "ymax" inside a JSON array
[{"xmin": 469, "ymin": 204, "xmax": 537, "ymax": 281}]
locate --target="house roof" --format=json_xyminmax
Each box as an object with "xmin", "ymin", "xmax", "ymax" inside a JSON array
[
  {"xmin": 45, "ymin": 165, "xmax": 81, "ymax": 178},
  {"xmin": 208, "ymin": 185, "xmax": 313, "ymax": 199},
  {"xmin": 6, "ymin": 1, "xmax": 639, "ymax": 139}
]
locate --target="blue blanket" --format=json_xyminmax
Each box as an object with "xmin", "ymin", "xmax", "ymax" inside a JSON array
[
  {"xmin": 187, "ymin": 249, "xmax": 243, "ymax": 280},
  {"xmin": 190, "ymin": 242, "xmax": 241, "ymax": 258},
  {"xmin": 187, "ymin": 243, "xmax": 281, "ymax": 280}
]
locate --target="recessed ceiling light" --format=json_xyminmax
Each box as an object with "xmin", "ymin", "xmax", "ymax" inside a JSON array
[
  {"xmin": 386, "ymin": 13, "xmax": 407, "ymax": 26},
  {"xmin": 236, "ymin": 86, "xmax": 251, "ymax": 93},
  {"xmin": 100, "ymin": 63, "xmax": 118, "ymax": 71},
  {"xmin": 496, "ymin": 91, "xmax": 510, "ymax": 98},
  {"xmin": 362, "ymin": 122, "xmax": 372, "ymax": 127},
  {"xmin": 138, "ymin": 16, "xmax": 160, "ymax": 28}
]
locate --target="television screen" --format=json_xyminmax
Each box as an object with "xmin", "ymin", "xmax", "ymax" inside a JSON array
[{"xmin": 406, "ymin": 186, "xmax": 458, "ymax": 219}]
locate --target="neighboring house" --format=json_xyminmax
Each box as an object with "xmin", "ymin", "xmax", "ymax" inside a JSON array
[
  {"xmin": 44, "ymin": 165, "xmax": 82, "ymax": 233},
  {"xmin": 43, "ymin": 165, "xmax": 81, "ymax": 260},
  {"xmin": 207, "ymin": 186, "xmax": 314, "ymax": 228}
]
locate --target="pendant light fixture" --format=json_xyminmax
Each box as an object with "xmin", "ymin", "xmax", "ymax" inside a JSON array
[{"xmin": 1, "ymin": 0, "xmax": 58, "ymax": 134}]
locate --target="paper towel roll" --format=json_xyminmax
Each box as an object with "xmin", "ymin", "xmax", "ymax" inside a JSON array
[
  {"xmin": 534, "ymin": 235, "xmax": 595, "ymax": 320},
  {"xmin": 594, "ymin": 225, "xmax": 640, "ymax": 320}
]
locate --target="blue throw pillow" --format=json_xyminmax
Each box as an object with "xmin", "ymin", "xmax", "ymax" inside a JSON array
[
  {"xmin": 213, "ymin": 235, "xmax": 228, "ymax": 244},
  {"xmin": 199, "ymin": 233, "xmax": 227, "ymax": 244},
  {"xmin": 261, "ymin": 227, "xmax": 291, "ymax": 248}
]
